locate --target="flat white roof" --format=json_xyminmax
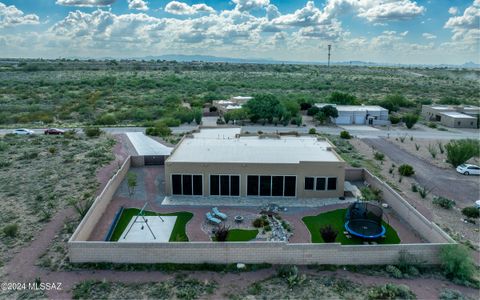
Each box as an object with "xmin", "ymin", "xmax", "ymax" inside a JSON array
[
  {"xmin": 168, "ymin": 129, "xmax": 340, "ymax": 164},
  {"xmin": 431, "ymin": 106, "xmax": 455, "ymax": 110},
  {"xmin": 440, "ymin": 112, "xmax": 476, "ymax": 119},
  {"xmin": 126, "ymin": 132, "xmax": 173, "ymax": 156},
  {"xmin": 231, "ymin": 96, "xmax": 252, "ymax": 100},
  {"xmin": 315, "ymin": 104, "xmax": 387, "ymax": 112}
]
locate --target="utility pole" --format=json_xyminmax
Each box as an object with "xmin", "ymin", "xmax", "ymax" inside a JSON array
[{"xmin": 327, "ymin": 44, "xmax": 331, "ymax": 67}]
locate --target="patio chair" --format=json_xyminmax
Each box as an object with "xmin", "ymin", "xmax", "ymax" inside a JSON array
[
  {"xmin": 212, "ymin": 207, "xmax": 227, "ymax": 220},
  {"xmin": 206, "ymin": 212, "xmax": 221, "ymax": 224}
]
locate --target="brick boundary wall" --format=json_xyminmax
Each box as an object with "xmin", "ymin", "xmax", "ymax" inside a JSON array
[{"xmin": 69, "ymin": 163, "xmax": 454, "ymax": 264}]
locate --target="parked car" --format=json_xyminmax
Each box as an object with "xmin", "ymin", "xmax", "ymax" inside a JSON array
[
  {"xmin": 44, "ymin": 128, "xmax": 65, "ymax": 135},
  {"xmin": 456, "ymin": 164, "xmax": 480, "ymax": 176},
  {"xmin": 13, "ymin": 128, "xmax": 34, "ymax": 135},
  {"xmin": 476, "ymin": 200, "xmax": 480, "ymax": 209}
]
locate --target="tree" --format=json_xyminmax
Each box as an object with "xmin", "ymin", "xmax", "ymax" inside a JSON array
[
  {"xmin": 281, "ymin": 99, "xmax": 300, "ymax": 117},
  {"xmin": 244, "ymin": 94, "xmax": 282, "ymax": 123},
  {"xmin": 127, "ymin": 172, "xmax": 137, "ymax": 197},
  {"xmin": 145, "ymin": 120, "xmax": 172, "ymax": 137},
  {"xmin": 328, "ymin": 92, "xmax": 357, "ymax": 105},
  {"xmin": 307, "ymin": 106, "xmax": 320, "ymax": 116},
  {"xmin": 379, "ymin": 94, "xmax": 413, "ymax": 112},
  {"xmin": 193, "ymin": 108, "xmax": 202, "ymax": 125},
  {"xmin": 314, "ymin": 111, "xmax": 327, "ymax": 124},
  {"xmin": 320, "ymin": 105, "xmax": 339, "ymax": 120},
  {"xmin": 402, "ymin": 113, "xmax": 419, "ymax": 129},
  {"xmin": 445, "ymin": 139, "xmax": 480, "ymax": 167},
  {"xmin": 398, "ymin": 164, "xmax": 414, "ymax": 176}
]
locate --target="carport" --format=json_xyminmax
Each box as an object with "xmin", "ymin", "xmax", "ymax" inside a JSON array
[{"xmin": 126, "ymin": 132, "xmax": 173, "ymax": 165}]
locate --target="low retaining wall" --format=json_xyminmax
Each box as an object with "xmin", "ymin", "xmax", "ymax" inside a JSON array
[
  {"xmin": 70, "ymin": 156, "xmax": 131, "ymax": 241},
  {"xmin": 69, "ymin": 241, "xmax": 446, "ymax": 265},
  {"xmin": 69, "ymin": 165, "xmax": 453, "ymax": 264}
]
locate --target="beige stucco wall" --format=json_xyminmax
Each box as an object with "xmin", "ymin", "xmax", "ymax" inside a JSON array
[
  {"xmin": 70, "ymin": 156, "xmax": 131, "ymax": 241},
  {"xmin": 69, "ymin": 241, "xmax": 447, "ymax": 265},
  {"xmin": 440, "ymin": 115, "xmax": 477, "ymax": 128},
  {"xmin": 164, "ymin": 160, "xmax": 346, "ymax": 198}
]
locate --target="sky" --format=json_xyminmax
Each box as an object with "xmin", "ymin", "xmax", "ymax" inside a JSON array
[{"xmin": 0, "ymin": 0, "xmax": 478, "ymax": 65}]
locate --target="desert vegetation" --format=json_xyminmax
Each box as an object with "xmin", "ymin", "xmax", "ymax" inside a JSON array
[
  {"xmin": 0, "ymin": 59, "xmax": 479, "ymax": 128},
  {"xmin": 0, "ymin": 133, "xmax": 115, "ymax": 267}
]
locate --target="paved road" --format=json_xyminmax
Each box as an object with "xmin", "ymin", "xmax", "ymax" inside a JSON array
[
  {"xmin": 1, "ymin": 124, "xmax": 479, "ymax": 140},
  {"xmin": 363, "ymin": 138, "xmax": 480, "ymax": 207}
]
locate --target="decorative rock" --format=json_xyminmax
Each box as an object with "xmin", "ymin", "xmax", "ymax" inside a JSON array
[{"xmin": 236, "ymin": 263, "xmax": 246, "ymax": 269}]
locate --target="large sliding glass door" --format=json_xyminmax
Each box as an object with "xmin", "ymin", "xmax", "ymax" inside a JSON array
[
  {"xmin": 210, "ymin": 175, "xmax": 240, "ymax": 196},
  {"xmin": 171, "ymin": 174, "xmax": 203, "ymax": 196},
  {"xmin": 246, "ymin": 175, "xmax": 296, "ymax": 197}
]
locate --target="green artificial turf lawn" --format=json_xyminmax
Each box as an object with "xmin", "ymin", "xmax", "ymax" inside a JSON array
[
  {"xmin": 226, "ymin": 229, "xmax": 259, "ymax": 242},
  {"xmin": 110, "ymin": 208, "xmax": 193, "ymax": 242},
  {"xmin": 302, "ymin": 209, "xmax": 400, "ymax": 245}
]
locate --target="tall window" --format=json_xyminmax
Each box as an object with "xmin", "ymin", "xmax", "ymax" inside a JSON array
[
  {"xmin": 247, "ymin": 175, "xmax": 296, "ymax": 197},
  {"xmin": 316, "ymin": 178, "xmax": 326, "ymax": 191},
  {"xmin": 210, "ymin": 175, "xmax": 240, "ymax": 196},
  {"xmin": 304, "ymin": 177, "xmax": 314, "ymax": 190},
  {"xmin": 171, "ymin": 174, "xmax": 202, "ymax": 196},
  {"xmin": 327, "ymin": 177, "xmax": 337, "ymax": 190}
]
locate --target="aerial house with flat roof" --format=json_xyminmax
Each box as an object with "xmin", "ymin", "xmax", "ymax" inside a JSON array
[{"xmin": 164, "ymin": 128, "xmax": 346, "ymax": 199}]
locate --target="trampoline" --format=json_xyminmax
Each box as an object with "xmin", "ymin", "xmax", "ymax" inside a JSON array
[{"xmin": 345, "ymin": 202, "xmax": 386, "ymax": 239}]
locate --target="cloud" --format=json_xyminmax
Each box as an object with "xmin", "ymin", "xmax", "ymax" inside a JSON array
[
  {"xmin": 355, "ymin": 0, "xmax": 425, "ymax": 22},
  {"xmin": 55, "ymin": 0, "xmax": 116, "ymax": 7},
  {"xmin": 448, "ymin": 6, "xmax": 458, "ymax": 15},
  {"xmin": 0, "ymin": 2, "xmax": 40, "ymax": 28},
  {"xmin": 444, "ymin": 0, "xmax": 479, "ymax": 46},
  {"xmin": 422, "ymin": 33, "xmax": 436, "ymax": 39},
  {"xmin": 165, "ymin": 1, "xmax": 215, "ymax": 15},
  {"xmin": 128, "ymin": 0, "xmax": 148, "ymax": 11},
  {"xmin": 232, "ymin": 0, "xmax": 270, "ymax": 12},
  {"xmin": 266, "ymin": 4, "xmax": 280, "ymax": 20}
]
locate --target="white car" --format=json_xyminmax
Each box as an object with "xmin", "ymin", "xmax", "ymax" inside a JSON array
[
  {"xmin": 476, "ymin": 200, "xmax": 480, "ymax": 209},
  {"xmin": 456, "ymin": 164, "xmax": 480, "ymax": 176},
  {"xmin": 13, "ymin": 128, "xmax": 34, "ymax": 135}
]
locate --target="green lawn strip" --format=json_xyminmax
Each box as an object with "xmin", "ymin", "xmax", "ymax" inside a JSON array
[
  {"xmin": 110, "ymin": 208, "xmax": 193, "ymax": 242},
  {"xmin": 226, "ymin": 229, "xmax": 259, "ymax": 242},
  {"xmin": 302, "ymin": 209, "xmax": 400, "ymax": 245}
]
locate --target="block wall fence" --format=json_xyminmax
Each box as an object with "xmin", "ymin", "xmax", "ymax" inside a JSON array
[{"xmin": 69, "ymin": 161, "xmax": 454, "ymax": 265}]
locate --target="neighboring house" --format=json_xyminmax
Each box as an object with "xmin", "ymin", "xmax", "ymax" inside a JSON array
[
  {"xmin": 315, "ymin": 104, "xmax": 390, "ymax": 125},
  {"xmin": 164, "ymin": 128, "xmax": 345, "ymax": 199},
  {"xmin": 421, "ymin": 105, "xmax": 479, "ymax": 128},
  {"xmin": 213, "ymin": 96, "xmax": 252, "ymax": 114}
]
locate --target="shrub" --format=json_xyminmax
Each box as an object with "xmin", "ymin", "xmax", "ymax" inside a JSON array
[
  {"xmin": 398, "ymin": 164, "xmax": 414, "ymax": 176},
  {"xmin": 418, "ymin": 186, "xmax": 431, "ymax": 199},
  {"xmin": 397, "ymin": 250, "xmax": 422, "ymax": 276},
  {"xmin": 386, "ymin": 265, "xmax": 403, "ymax": 278},
  {"xmin": 252, "ymin": 218, "xmax": 266, "ymax": 228},
  {"xmin": 127, "ymin": 172, "xmax": 137, "ymax": 196},
  {"xmin": 0, "ymin": 141, "xmax": 8, "ymax": 152},
  {"xmin": 438, "ymin": 142, "xmax": 445, "ymax": 154},
  {"xmin": 415, "ymin": 143, "xmax": 420, "ymax": 151},
  {"xmin": 0, "ymin": 160, "xmax": 12, "ymax": 168},
  {"xmin": 428, "ymin": 144, "xmax": 438, "ymax": 159},
  {"xmin": 307, "ymin": 106, "xmax": 320, "ymax": 116},
  {"xmin": 308, "ymin": 128, "xmax": 316, "ymax": 134},
  {"xmin": 264, "ymin": 225, "xmax": 271, "ymax": 232},
  {"xmin": 402, "ymin": 113, "xmax": 419, "ymax": 129},
  {"xmin": 373, "ymin": 152, "xmax": 384, "ymax": 161},
  {"xmin": 461, "ymin": 207, "xmax": 479, "ymax": 219},
  {"xmin": 320, "ymin": 225, "xmax": 338, "ymax": 243},
  {"xmin": 340, "ymin": 130, "xmax": 351, "ymax": 139},
  {"xmin": 146, "ymin": 121, "xmax": 172, "ymax": 137},
  {"xmin": 445, "ymin": 139, "xmax": 480, "ymax": 167},
  {"xmin": 389, "ymin": 115, "xmax": 401, "ymax": 124},
  {"xmin": 439, "ymin": 289, "xmax": 468, "ymax": 300},
  {"xmin": 95, "ymin": 113, "xmax": 117, "ymax": 125},
  {"xmin": 439, "ymin": 244, "xmax": 475, "ymax": 282},
  {"xmin": 48, "ymin": 147, "xmax": 57, "ymax": 154},
  {"xmin": 214, "ymin": 225, "xmax": 229, "ymax": 242},
  {"xmin": 360, "ymin": 187, "xmax": 382, "ymax": 201},
  {"xmin": 368, "ymin": 284, "xmax": 415, "ymax": 300},
  {"xmin": 411, "ymin": 184, "xmax": 418, "ymax": 192},
  {"xmin": 84, "ymin": 127, "xmax": 102, "ymax": 138},
  {"xmin": 3, "ymin": 223, "xmax": 19, "ymax": 237},
  {"xmin": 428, "ymin": 122, "xmax": 437, "ymax": 128},
  {"xmin": 433, "ymin": 196, "xmax": 455, "ymax": 209}
]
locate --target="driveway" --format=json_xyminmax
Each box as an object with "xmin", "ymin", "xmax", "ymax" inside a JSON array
[{"xmin": 363, "ymin": 138, "xmax": 480, "ymax": 207}]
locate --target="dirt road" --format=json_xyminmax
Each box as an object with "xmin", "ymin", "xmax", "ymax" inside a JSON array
[{"xmin": 363, "ymin": 138, "xmax": 480, "ymax": 207}]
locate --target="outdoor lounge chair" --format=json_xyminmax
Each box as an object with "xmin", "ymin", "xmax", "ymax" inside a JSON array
[
  {"xmin": 212, "ymin": 207, "xmax": 227, "ymax": 220},
  {"xmin": 206, "ymin": 212, "xmax": 221, "ymax": 224}
]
